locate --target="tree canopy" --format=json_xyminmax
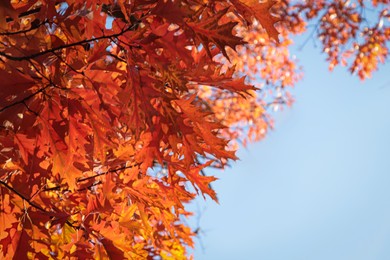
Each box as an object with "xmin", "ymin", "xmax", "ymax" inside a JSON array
[{"xmin": 0, "ymin": 0, "xmax": 389, "ymax": 258}]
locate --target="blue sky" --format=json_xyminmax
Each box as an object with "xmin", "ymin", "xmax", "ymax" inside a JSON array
[{"xmin": 190, "ymin": 39, "xmax": 390, "ymax": 259}]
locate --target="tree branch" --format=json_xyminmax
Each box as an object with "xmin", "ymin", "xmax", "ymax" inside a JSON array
[
  {"xmin": 0, "ymin": 84, "xmax": 51, "ymax": 113},
  {"xmin": 0, "ymin": 19, "xmax": 48, "ymax": 36},
  {"xmin": 0, "ymin": 24, "xmax": 137, "ymax": 61},
  {"xmin": 0, "ymin": 180, "xmax": 46, "ymax": 212},
  {"xmin": 0, "ymin": 179, "xmax": 79, "ymax": 229}
]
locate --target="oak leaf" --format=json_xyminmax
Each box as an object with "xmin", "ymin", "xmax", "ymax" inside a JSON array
[
  {"xmin": 231, "ymin": 0, "xmax": 280, "ymax": 42},
  {"xmin": 187, "ymin": 7, "xmax": 244, "ymax": 59}
]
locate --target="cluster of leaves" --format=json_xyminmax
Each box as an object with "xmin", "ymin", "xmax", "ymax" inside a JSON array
[
  {"xmin": 281, "ymin": 0, "xmax": 390, "ymax": 79},
  {"xmin": 0, "ymin": 0, "xmax": 281, "ymax": 258},
  {"xmin": 0, "ymin": 0, "xmax": 389, "ymax": 258}
]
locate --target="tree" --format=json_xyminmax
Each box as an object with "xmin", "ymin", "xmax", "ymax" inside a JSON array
[{"xmin": 0, "ymin": 0, "xmax": 388, "ymax": 258}]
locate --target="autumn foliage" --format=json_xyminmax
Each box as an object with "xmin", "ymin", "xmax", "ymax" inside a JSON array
[{"xmin": 0, "ymin": 0, "xmax": 389, "ymax": 258}]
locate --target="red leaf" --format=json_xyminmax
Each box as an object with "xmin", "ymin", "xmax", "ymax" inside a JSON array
[
  {"xmin": 14, "ymin": 134, "xmax": 35, "ymax": 165},
  {"xmin": 101, "ymin": 236, "xmax": 126, "ymax": 259},
  {"xmin": 12, "ymin": 226, "xmax": 32, "ymax": 259}
]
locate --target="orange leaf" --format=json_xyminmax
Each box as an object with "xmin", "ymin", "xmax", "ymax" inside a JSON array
[
  {"xmin": 185, "ymin": 161, "xmax": 219, "ymax": 202},
  {"xmin": 231, "ymin": 0, "xmax": 280, "ymax": 42},
  {"xmin": 187, "ymin": 8, "xmax": 244, "ymax": 60}
]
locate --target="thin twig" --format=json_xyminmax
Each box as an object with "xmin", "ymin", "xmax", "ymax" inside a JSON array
[{"xmin": 77, "ymin": 164, "xmax": 139, "ymax": 183}]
